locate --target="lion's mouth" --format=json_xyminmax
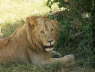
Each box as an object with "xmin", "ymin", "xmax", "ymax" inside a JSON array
[
  {"xmin": 44, "ymin": 45, "xmax": 54, "ymax": 51},
  {"xmin": 44, "ymin": 45, "xmax": 54, "ymax": 48}
]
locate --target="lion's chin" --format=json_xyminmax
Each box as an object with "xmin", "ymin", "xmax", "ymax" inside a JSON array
[
  {"xmin": 45, "ymin": 48, "xmax": 54, "ymax": 52},
  {"xmin": 43, "ymin": 45, "xmax": 54, "ymax": 52}
]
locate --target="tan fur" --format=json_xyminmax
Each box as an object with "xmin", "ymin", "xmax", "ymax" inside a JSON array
[{"xmin": 0, "ymin": 16, "xmax": 75, "ymax": 66}]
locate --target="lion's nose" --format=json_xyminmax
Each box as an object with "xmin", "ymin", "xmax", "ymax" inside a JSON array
[
  {"xmin": 48, "ymin": 40, "xmax": 53, "ymax": 43},
  {"xmin": 48, "ymin": 40, "xmax": 55, "ymax": 45}
]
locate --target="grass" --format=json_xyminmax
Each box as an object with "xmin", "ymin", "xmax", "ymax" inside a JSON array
[
  {"xmin": 0, "ymin": 0, "xmax": 50, "ymax": 24},
  {"xmin": 0, "ymin": 61, "xmax": 75, "ymax": 72},
  {"xmin": 0, "ymin": 63, "xmax": 45, "ymax": 72},
  {"xmin": 0, "ymin": 62, "xmax": 94, "ymax": 72}
]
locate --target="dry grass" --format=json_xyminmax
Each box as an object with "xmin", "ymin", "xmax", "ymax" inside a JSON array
[{"xmin": 0, "ymin": 0, "xmax": 50, "ymax": 24}]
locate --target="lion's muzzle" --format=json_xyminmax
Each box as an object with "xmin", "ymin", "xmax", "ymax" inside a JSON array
[{"xmin": 44, "ymin": 40, "xmax": 55, "ymax": 52}]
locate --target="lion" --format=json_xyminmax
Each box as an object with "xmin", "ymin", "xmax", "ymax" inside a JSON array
[{"xmin": 0, "ymin": 16, "xmax": 75, "ymax": 66}]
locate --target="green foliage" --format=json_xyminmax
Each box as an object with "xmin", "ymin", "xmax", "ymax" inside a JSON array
[{"xmin": 47, "ymin": 0, "xmax": 94, "ymax": 67}]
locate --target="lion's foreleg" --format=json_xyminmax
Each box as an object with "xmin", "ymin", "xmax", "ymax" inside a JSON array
[{"xmin": 47, "ymin": 54, "xmax": 75, "ymax": 67}]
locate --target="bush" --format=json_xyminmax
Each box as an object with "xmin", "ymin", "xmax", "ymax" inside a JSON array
[
  {"xmin": 48, "ymin": 10, "xmax": 93, "ymax": 67},
  {"xmin": 47, "ymin": 0, "xmax": 94, "ymax": 67}
]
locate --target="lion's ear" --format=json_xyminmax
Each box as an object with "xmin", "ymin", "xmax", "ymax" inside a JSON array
[{"xmin": 26, "ymin": 16, "xmax": 37, "ymax": 28}]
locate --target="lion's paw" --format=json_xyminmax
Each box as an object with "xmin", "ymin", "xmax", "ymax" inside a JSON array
[{"xmin": 62, "ymin": 54, "xmax": 75, "ymax": 67}]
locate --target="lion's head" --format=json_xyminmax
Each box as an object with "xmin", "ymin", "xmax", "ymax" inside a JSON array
[{"xmin": 26, "ymin": 16, "xmax": 59, "ymax": 52}]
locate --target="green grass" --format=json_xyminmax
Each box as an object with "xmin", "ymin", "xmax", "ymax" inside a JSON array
[
  {"xmin": 0, "ymin": 62, "xmax": 73, "ymax": 72},
  {"xmin": 0, "ymin": 62, "xmax": 94, "ymax": 72},
  {"xmin": 0, "ymin": 63, "xmax": 45, "ymax": 72}
]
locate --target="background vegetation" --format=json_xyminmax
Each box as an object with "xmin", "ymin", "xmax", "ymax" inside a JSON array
[
  {"xmin": 0, "ymin": 0, "xmax": 94, "ymax": 72},
  {"xmin": 47, "ymin": 0, "xmax": 94, "ymax": 68}
]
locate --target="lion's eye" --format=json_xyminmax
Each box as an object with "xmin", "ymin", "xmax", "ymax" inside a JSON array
[{"xmin": 41, "ymin": 31, "xmax": 44, "ymax": 34}]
